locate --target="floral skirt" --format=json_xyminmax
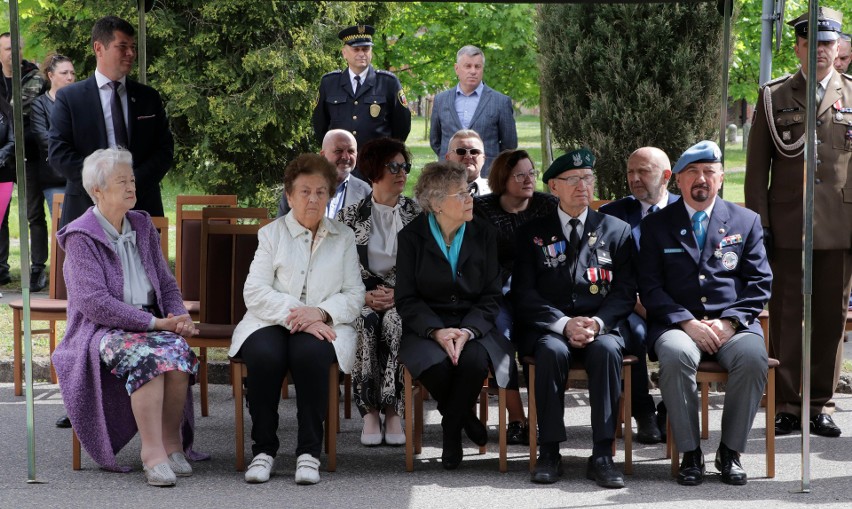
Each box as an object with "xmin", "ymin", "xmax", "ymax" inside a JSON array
[
  {"xmin": 352, "ymin": 306, "xmax": 404, "ymax": 416},
  {"xmin": 99, "ymin": 329, "xmax": 199, "ymax": 395}
]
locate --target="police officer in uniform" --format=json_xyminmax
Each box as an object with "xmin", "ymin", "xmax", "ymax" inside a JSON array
[
  {"xmin": 745, "ymin": 7, "xmax": 849, "ymax": 438},
  {"xmin": 312, "ymin": 25, "xmax": 411, "ymax": 156}
]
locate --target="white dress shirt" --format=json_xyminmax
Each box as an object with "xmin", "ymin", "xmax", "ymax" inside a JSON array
[{"xmin": 95, "ymin": 70, "xmax": 129, "ymax": 148}]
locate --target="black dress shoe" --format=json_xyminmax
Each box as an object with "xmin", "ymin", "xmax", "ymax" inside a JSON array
[
  {"xmin": 635, "ymin": 412, "xmax": 662, "ymax": 444},
  {"xmin": 715, "ymin": 443, "xmax": 747, "ymax": 485},
  {"xmin": 30, "ymin": 268, "xmax": 48, "ymax": 292},
  {"xmin": 55, "ymin": 415, "xmax": 71, "ymax": 428},
  {"xmin": 531, "ymin": 452, "xmax": 562, "ymax": 484},
  {"xmin": 463, "ymin": 412, "xmax": 488, "ymax": 447},
  {"xmin": 441, "ymin": 429, "xmax": 463, "ymax": 470},
  {"xmin": 656, "ymin": 400, "xmax": 667, "ymax": 443},
  {"xmin": 586, "ymin": 455, "xmax": 625, "ymax": 489},
  {"xmin": 506, "ymin": 421, "xmax": 529, "ymax": 446},
  {"xmin": 774, "ymin": 412, "xmax": 801, "ymax": 435},
  {"xmin": 677, "ymin": 448, "xmax": 705, "ymax": 486},
  {"xmin": 811, "ymin": 413, "xmax": 841, "ymax": 437},
  {"xmin": 0, "ymin": 272, "xmax": 10, "ymax": 285}
]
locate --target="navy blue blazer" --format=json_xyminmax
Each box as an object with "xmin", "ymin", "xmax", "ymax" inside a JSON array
[
  {"xmin": 599, "ymin": 192, "xmax": 680, "ymax": 248},
  {"xmin": 511, "ymin": 208, "xmax": 636, "ymax": 355},
  {"xmin": 48, "ymin": 75, "xmax": 174, "ymax": 227},
  {"xmin": 637, "ymin": 198, "xmax": 772, "ymax": 357}
]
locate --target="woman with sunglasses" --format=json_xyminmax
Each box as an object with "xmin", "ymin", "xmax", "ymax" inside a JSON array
[
  {"xmin": 337, "ymin": 137, "xmax": 421, "ymax": 446},
  {"xmin": 473, "ymin": 149, "xmax": 558, "ymax": 445}
]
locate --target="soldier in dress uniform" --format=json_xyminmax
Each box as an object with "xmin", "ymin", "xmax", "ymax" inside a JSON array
[
  {"xmin": 311, "ymin": 25, "xmax": 411, "ymax": 156},
  {"xmin": 745, "ymin": 7, "xmax": 850, "ymax": 438}
]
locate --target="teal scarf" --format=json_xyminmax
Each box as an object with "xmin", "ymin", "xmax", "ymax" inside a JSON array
[{"xmin": 428, "ymin": 213, "xmax": 466, "ymax": 281}]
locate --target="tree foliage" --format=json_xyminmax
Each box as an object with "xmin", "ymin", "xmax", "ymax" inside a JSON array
[{"xmin": 538, "ymin": 3, "xmax": 724, "ymax": 200}]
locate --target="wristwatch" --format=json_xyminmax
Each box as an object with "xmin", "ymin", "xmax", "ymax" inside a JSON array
[{"xmin": 725, "ymin": 317, "xmax": 741, "ymax": 331}]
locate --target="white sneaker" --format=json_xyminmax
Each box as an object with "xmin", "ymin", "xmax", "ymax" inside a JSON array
[
  {"xmin": 294, "ymin": 453, "xmax": 320, "ymax": 485},
  {"xmin": 245, "ymin": 453, "xmax": 274, "ymax": 483},
  {"xmin": 167, "ymin": 452, "xmax": 192, "ymax": 477}
]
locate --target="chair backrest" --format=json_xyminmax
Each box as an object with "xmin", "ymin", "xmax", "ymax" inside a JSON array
[
  {"xmin": 149, "ymin": 216, "xmax": 169, "ymax": 263},
  {"xmin": 199, "ymin": 207, "xmax": 270, "ymax": 325},
  {"xmin": 176, "ymin": 195, "xmax": 238, "ymax": 299},
  {"xmin": 591, "ymin": 199, "xmax": 612, "ymax": 211},
  {"xmin": 50, "ymin": 194, "xmax": 67, "ymax": 300}
]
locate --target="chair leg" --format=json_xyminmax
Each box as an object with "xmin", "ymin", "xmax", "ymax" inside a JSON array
[
  {"xmin": 234, "ymin": 362, "xmax": 246, "ymax": 471},
  {"xmin": 49, "ymin": 321, "xmax": 58, "ymax": 384},
  {"xmin": 72, "ymin": 429, "xmax": 81, "ymax": 470},
  {"xmin": 326, "ymin": 364, "xmax": 338, "ymax": 472},
  {"xmin": 701, "ymin": 381, "xmax": 709, "ymax": 440},
  {"xmin": 344, "ymin": 373, "xmax": 352, "ymax": 420},
  {"xmin": 199, "ymin": 347, "xmax": 209, "ymax": 417},
  {"xmin": 623, "ymin": 364, "xmax": 633, "ymax": 475},
  {"xmin": 498, "ymin": 387, "xmax": 507, "ymax": 473},
  {"xmin": 528, "ymin": 364, "xmax": 537, "ymax": 472},
  {"xmin": 13, "ymin": 308, "xmax": 22, "ymax": 396},
  {"xmin": 404, "ymin": 367, "xmax": 415, "ymax": 472},
  {"xmin": 767, "ymin": 367, "xmax": 776, "ymax": 478},
  {"xmin": 281, "ymin": 374, "xmax": 289, "ymax": 399}
]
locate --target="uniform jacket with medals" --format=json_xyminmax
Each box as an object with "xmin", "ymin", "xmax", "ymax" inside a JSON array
[
  {"xmin": 511, "ymin": 208, "xmax": 636, "ymax": 356},
  {"xmin": 311, "ymin": 65, "xmax": 411, "ymax": 148},
  {"xmin": 637, "ymin": 198, "xmax": 772, "ymax": 358},
  {"xmin": 745, "ymin": 69, "xmax": 852, "ymax": 250}
]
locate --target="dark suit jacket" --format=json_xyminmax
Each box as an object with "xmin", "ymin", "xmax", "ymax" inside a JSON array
[
  {"xmin": 430, "ymin": 84, "xmax": 517, "ymax": 174},
  {"xmin": 395, "ymin": 214, "xmax": 512, "ymax": 387},
  {"xmin": 277, "ymin": 174, "xmax": 371, "ymax": 218},
  {"xmin": 511, "ymin": 208, "xmax": 636, "ymax": 356},
  {"xmin": 637, "ymin": 199, "xmax": 772, "ymax": 357},
  {"xmin": 48, "ymin": 75, "xmax": 174, "ymax": 227},
  {"xmin": 599, "ymin": 192, "xmax": 680, "ymax": 249}
]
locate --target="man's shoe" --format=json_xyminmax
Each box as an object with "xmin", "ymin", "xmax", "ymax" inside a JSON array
[
  {"xmin": 506, "ymin": 421, "xmax": 529, "ymax": 446},
  {"xmin": 715, "ymin": 443, "xmax": 747, "ymax": 485},
  {"xmin": 55, "ymin": 415, "xmax": 71, "ymax": 428},
  {"xmin": 635, "ymin": 412, "xmax": 662, "ymax": 444},
  {"xmin": 656, "ymin": 400, "xmax": 667, "ymax": 443},
  {"xmin": 586, "ymin": 455, "xmax": 625, "ymax": 489},
  {"xmin": 30, "ymin": 268, "xmax": 47, "ymax": 292},
  {"xmin": 463, "ymin": 412, "xmax": 488, "ymax": 447},
  {"xmin": 531, "ymin": 452, "xmax": 562, "ymax": 484},
  {"xmin": 677, "ymin": 448, "xmax": 705, "ymax": 486},
  {"xmin": 811, "ymin": 413, "xmax": 841, "ymax": 437},
  {"xmin": 774, "ymin": 412, "xmax": 801, "ymax": 435},
  {"xmin": 0, "ymin": 272, "xmax": 10, "ymax": 285}
]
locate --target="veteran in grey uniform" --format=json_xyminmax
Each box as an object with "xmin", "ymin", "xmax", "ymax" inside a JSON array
[
  {"xmin": 312, "ymin": 25, "xmax": 411, "ymax": 154},
  {"xmin": 745, "ymin": 7, "xmax": 850, "ymax": 438}
]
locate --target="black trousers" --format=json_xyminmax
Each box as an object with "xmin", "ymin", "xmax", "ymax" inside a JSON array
[
  {"xmin": 25, "ymin": 154, "xmax": 47, "ymax": 269},
  {"xmin": 238, "ymin": 325, "xmax": 337, "ymax": 458},
  {"xmin": 417, "ymin": 340, "xmax": 489, "ymax": 432},
  {"xmin": 534, "ymin": 332, "xmax": 622, "ymax": 447}
]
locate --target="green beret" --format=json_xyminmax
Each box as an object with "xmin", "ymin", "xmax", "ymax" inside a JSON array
[{"xmin": 543, "ymin": 149, "xmax": 596, "ymax": 183}]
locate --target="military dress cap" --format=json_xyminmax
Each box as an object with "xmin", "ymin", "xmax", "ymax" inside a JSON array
[
  {"xmin": 672, "ymin": 140, "xmax": 722, "ymax": 174},
  {"xmin": 543, "ymin": 148, "xmax": 596, "ymax": 183},
  {"xmin": 338, "ymin": 25, "xmax": 375, "ymax": 47},
  {"xmin": 787, "ymin": 8, "xmax": 843, "ymax": 42}
]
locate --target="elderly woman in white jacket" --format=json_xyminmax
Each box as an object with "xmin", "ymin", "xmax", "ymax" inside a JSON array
[{"xmin": 230, "ymin": 154, "xmax": 364, "ymax": 486}]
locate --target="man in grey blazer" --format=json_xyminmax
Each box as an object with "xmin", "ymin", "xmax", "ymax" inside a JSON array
[
  {"xmin": 430, "ymin": 46, "xmax": 517, "ymax": 176},
  {"xmin": 277, "ymin": 129, "xmax": 370, "ymax": 218}
]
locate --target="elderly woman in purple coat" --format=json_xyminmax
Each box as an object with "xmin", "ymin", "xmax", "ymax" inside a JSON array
[{"xmin": 53, "ymin": 148, "xmax": 205, "ymax": 487}]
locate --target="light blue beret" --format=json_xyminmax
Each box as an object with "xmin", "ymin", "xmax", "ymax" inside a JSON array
[{"xmin": 672, "ymin": 141, "xmax": 722, "ymax": 174}]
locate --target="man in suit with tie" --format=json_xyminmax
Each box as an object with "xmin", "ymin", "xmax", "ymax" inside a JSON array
[
  {"xmin": 430, "ymin": 45, "xmax": 517, "ymax": 176},
  {"xmin": 513, "ymin": 149, "xmax": 635, "ymax": 488},
  {"xmin": 312, "ymin": 25, "xmax": 411, "ymax": 156},
  {"xmin": 600, "ymin": 146, "xmax": 678, "ymax": 444},
  {"xmin": 276, "ymin": 129, "xmax": 370, "ymax": 218},
  {"xmin": 49, "ymin": 15, "xmax": 173, "ymax": 228},
  {"xmin": 445, "ymin": 129, "xmax": 490, "ymax": 196},
  {"xmin": 640, "ymin": 141, "xmax": 771, "ymax": 486}
]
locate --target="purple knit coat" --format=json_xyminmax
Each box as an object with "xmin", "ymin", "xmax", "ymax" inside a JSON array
[{"xmin": 53, "ymin": 208, "xmax": 208, "ymax": 472}]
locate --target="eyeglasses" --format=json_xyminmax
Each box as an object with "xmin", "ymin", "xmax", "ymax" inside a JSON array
[
  {"xmin": 446, "ymin": 190, "xmax": 473, "ymax": 202},
  {"xmin": 512, "ymin": 170, "xmax": 539, "ymax": 183},
  {"xmin": 454, "ymin": 148, "xmax": 483, "ymax": 156},
  {"xmin": 385, "ymin": 161, "xmax": 412, "ymax": 174},
  {"xmin": 552, "ymin": 175, "xmax": 595, "ymax": 186}
]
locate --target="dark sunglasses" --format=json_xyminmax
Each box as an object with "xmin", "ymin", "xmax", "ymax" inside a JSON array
[
  {"xmin": 454, "ymin": 148, "xmax": 482, "ymax": 156},
  {"xmin": 385, "ymin": 161, "xmax": 412, "ymax": 174}
]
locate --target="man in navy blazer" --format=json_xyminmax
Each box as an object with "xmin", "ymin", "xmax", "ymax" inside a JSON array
[
  {"xmin": 430, "ymin": 46, "xmax": 517, "ymax": 176},
  {"xmin": 49, "ymin": 16, "xmax": 173, "ymax": 228},
  {"xmin": 599, "ymin": 147, "xmax": 677, "ymax": 444},
  {"xmin": 513, "ymin": 149, "xmax": 635, "ymax": 489},
  {"xmin": 638, "ymin": 141, "xmax": 771, "ymax": 487}
]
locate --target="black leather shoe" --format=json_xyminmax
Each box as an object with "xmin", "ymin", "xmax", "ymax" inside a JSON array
[
  {"xmin": 586, "ymin": 455, "xmax": 625, "ymax": 489},
  {"xmin": 774, "ymin": 412, "xmax": 801, "ymax": 435},
  {"xmin": 30, "ymin": 268, "xmax": 48, "ymax": 292},
  {"xmin": 506, "ymin": 421, "xmax": 529, "ymax": 445},
  {"xmin": 0, "ymin": 272, "xmax": 10, "ymax": 285},
  {"xmin": 656, "ymin": 400, "xmax": 667, "ymax": 443},
  {"xmin": 635, "ymin": 412, "xmax": 662, "ymax": 444},
  {"xmin": 55, "ymin": 415, "xmax": 71, "ymax": 428},
  {"xmin": 811, "ymin": 413, "xmax": 841, "ymax": 437},
  {"xmin": 715, "ymin": 443, "xmax": 747, "ymax": 485},
  {"xmin": 531, "ymin": 452, "xmax": 562, "ymax": 484},
  {"xmin": 677, "ymin": 448, "xmax": 705, "ymax": 486},
  {"xmin": 463, "ymin": 412, "xmax": 488, "ymax": 447}
]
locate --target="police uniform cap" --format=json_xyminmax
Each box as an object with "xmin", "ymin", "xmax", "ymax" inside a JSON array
[
  {"xmin": 543, "ymin": 149, "xmax": 596, "ymax": 183},
  {"xmin": 672, "ymin": 141, "xmax": 722, "ymax": 174},
  {"xmin": 339, "ymin": 25, "xmax": 375, "ymax": 47},
  {"xmin": 787, "ymin": 8, "xmax": 843, "ymax": 42}
]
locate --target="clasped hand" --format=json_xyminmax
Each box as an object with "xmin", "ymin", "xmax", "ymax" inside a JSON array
[
  {"xmin": 286, "ymin": 306, "xmax": 336, "ymax": 342},
  {"xmin": 681, "ymin": 318, "xmax": 735, "ymax": 354},
  {"xmin": 432, "ymin": 328, "xmax": 470, "ymax": 365},
  {"xmin": 155, "ymin": 313, "xmax": 199, "ymax": 338},
  {"xmin": 366, "ymin": 285, "xmax": 394, "ymax": 312},
  {"xmin": 564, "ymin": 317, "xmax": 599, "ymax": 348}
]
